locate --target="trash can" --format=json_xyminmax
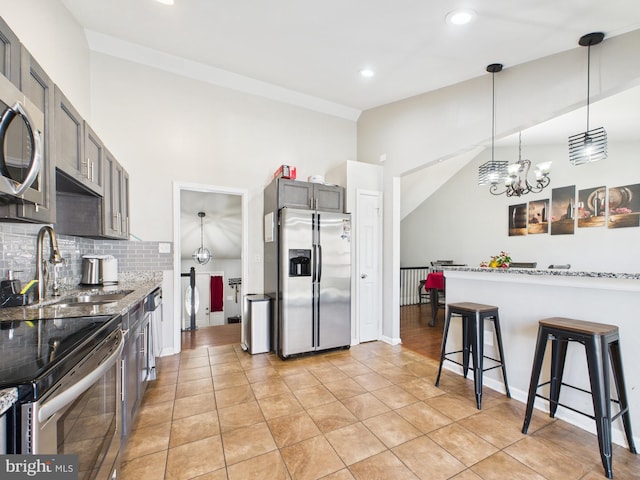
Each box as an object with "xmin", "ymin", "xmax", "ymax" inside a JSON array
[{"xmin": 242, "ymin": 294, "xmax": 271, "ymax": 354}]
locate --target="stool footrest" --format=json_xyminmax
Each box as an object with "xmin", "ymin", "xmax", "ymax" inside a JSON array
[
  {"xmin": 533, "ymin": 381, "xmax": 624, "ymax": 422},
  {"xmin": 442, "ymin": 352, "xmax": 505, "ymax": 371},
  {"xmin": 534, "ymin": 392, "xmax": 597, "ymax": 420}
]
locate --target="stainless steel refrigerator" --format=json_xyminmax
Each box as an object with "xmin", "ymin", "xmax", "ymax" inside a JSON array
[{"xmin": 278, "ymin": 207, "xmax": 351, "ymax": 358}]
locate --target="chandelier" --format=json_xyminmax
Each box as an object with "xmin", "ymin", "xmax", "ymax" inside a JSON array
[
  {"xmin": 568, "ymin": 32, "xmax": 607, "ymax": 165},
  {"xmin": 192, "ymin": 211, "xmax": 212, "ymax": 265},
  {"xmin": 489, "ymin": 132, "xmax": 551, "ymax": 197}
]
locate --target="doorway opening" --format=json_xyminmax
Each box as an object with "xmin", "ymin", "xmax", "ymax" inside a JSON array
[{"xmin": 172, "ymin": 182, "xmax": 248, "ymax": 352}]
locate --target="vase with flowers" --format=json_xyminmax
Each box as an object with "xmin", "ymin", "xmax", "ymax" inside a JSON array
[{"xmin": 480, "ymin": 251, "xmax": 512, "ymax": 268}]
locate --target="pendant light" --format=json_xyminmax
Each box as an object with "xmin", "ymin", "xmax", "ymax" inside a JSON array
[
  {"xmin": 478, "ymin": 63, "xmax": 508, "ymax": 186},
  {"xmin": 568, "ymin": 32, "xmax": 607, "ymax": 165},
  {"xmin": 192, "ymin": 211, "xmax": 212, "ymax": 265}
]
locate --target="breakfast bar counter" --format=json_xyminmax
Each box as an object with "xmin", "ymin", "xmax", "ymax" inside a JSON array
[{"xmin": 442, "ymin": 267, "xmax": 640, "ymax": 448}]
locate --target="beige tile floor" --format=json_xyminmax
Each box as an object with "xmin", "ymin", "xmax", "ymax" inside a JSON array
[{"xmin": 120, "ymin": 342, "xmax": 639, "ymax": 479}]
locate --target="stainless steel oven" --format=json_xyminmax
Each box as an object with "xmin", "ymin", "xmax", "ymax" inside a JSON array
[
  {"xmin": 22, "ymin": 327, "xmax": 123, "ymax": 480},
  {"xmin": 0, "ymin": 71, "xmax": 43, "ymax": 204},
  {"xmin": 0, "ymin": 315, "xmax": 123, "ymax": 480}
]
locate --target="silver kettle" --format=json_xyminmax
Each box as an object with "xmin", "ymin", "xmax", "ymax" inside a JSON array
[{"xmin": 81, "ymin": 255, "xmax": 118, "ymax": 285}]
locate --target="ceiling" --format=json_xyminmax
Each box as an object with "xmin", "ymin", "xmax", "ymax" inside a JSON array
[
  {"xmin": 61, "ymin": 1, "xmax": 640, "ymax": 250},
  {"xmin": 180, "ymin": 190, "xmax": 242, "ymax": 262},
  {"xmin": 61, "ymin": 0, "xmax": 640, "ymax": 113}
]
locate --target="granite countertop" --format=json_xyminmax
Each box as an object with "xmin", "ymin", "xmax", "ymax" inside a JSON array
[
  {"xmin": 443, "ymin": 266, "xmax": 640, "ymax": 281},
  {"xmin": 0, "ymin": 271, "xmax": 163, "ymax": 322},
  {"xmin": 0, "ymin": 387, "xmax": 18, "ymax": 415}
]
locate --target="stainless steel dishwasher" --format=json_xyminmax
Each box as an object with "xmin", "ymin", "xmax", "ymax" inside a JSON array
[{"xmin": 145, "ymin": 287, "xmax": 162, "ymax": 380}]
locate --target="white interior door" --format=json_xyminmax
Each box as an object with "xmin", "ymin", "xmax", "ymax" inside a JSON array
[
  {"xmin": 195, "ymin": 273, "xmax": 211, "ymax": 327},
  {"xmin": 356, "ymin": 190, "xmax": 382, "ymax": 343}
]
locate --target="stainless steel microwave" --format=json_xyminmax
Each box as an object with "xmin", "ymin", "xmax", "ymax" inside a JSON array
[{"xmin": 0, "ymin": 73, "xmax": 43, "ymax": 204}]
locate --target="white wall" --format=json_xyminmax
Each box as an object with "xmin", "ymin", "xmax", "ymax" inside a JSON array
[
  {"xmin": 357, "ymin": 29, "xmax": 640, "ymax": 345},
  {"xmin": 88, "ymin": 53, "xmax": 357, "ymax": 296},
  {"xmin": 0, "ymin": 0, "xmax": 91, "ymax": 118},
  {"xmin": 401, "ymin": 141, "xmax": 640, "ymax": 272}
]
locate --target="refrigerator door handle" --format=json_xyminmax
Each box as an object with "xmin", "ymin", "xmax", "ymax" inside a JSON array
[
  {"xmin": 317, "ymin": 245, "xmax": 322, "ymax": 283},
  {"xmin": 312, "ymin": 244, "xmax": 317, "ymax": 283}
]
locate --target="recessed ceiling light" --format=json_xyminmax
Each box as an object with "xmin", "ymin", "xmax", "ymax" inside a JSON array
[
  {"xmin": 360, "ymin": 69, "xmax": 375, "ymax": 78},
  {"xmin": 445, "ymin": 9, "xmax": 476, "ymax": 26},
  {"xmin": 155, "ymin": 0, "xmax": 175, "ymax": 5}
]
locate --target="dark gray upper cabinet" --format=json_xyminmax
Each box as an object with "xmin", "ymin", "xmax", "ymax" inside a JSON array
[
  {"xmin": 0, "ymin": 16, "xmax": 20, "ymax": 87},
  {"xmin": 103, "ymin": 148, "xmax": 129, "ymax": 239},
  {"xmin": 121, "ymin": 167, "xmax": 130, "ymax": 238},
  {"xmin": 54, "ymin": 86, "xmax": 104, "ymax": 196},
  {"xmin": 83, "ymin": 122, "xmax": 104, "ymax": 196},
  {"xmin": 275, "ymin": 178, "xmax": 344, "ymax": 212},
  {"xmin": 312, "ymin": 183, "xmax": 344, "ymax": 212},
  {"xmin": 13, "ymin": 47, "xmax": 55, "ymax": 223}
]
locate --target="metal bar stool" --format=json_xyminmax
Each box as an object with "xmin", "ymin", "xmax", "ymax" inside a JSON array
[
  {"xmin": 521, "ymin": 317, "xmax": 637, "ymax": 479},
  {"xmin": 435, "ymin": 302, "xmax": 510, "ymax": 409}
]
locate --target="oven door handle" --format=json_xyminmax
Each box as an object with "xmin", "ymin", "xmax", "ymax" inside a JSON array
[{"xmin": 38, "ymin": 329, "xmax": 124, "ymax": 423}]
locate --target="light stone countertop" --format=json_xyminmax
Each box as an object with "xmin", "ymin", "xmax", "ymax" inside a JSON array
[
  {"xmin": 443, "ymin": 266, "xmax": 640, "ymax": 281},
  {"xmin": 0, "ymin": 387, "xmax": 17, "ymax": 415},
  {"xmin": 0, "ymin": 271, "xmax": 163, "ymax": 322}
]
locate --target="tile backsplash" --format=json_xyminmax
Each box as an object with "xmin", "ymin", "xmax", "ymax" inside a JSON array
[{"xmin": 0, "ymin": 224, "xmax": 173, "ymax": 291}]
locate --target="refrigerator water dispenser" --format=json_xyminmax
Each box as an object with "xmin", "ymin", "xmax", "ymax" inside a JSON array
[{"xmin": 289, "ymin": 249, "xmax": 311, "ymax": 276}]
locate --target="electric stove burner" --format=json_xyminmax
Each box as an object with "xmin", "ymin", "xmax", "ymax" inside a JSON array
[{"xmin": 0, "ymin": 315, "xmax": 118, "ymax": 402}]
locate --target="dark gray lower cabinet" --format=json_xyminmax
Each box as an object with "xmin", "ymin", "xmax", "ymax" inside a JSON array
[{"xmin": 122, "ymin": 299, "xmax": 149, "ymax": 440}]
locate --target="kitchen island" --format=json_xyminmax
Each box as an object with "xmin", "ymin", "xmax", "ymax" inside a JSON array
[{"xmin": 442, "ymin": 267, "xmax": 640, "ymax": 449}]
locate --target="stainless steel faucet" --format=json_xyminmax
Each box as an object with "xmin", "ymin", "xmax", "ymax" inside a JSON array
[{"xmin": 36, "ymin": 226, "xmax": 65, "ymax": 300}]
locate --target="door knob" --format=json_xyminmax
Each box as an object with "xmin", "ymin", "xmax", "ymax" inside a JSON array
[{"xmin": 360, "ymin": 274, "xmax": 367, "ymax": 279}]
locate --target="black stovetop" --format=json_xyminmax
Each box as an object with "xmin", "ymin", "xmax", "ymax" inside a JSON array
[{"xmin": 0, "ymin": 314, "xmax": 118, "ymax": 402}]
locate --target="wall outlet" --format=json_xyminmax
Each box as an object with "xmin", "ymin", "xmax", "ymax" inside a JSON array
[{"xmin": 158, "ymin": 243, "xmax": 171, "ymax": 253}]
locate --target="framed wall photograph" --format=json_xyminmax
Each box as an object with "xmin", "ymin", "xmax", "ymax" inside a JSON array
[
  {"xmin": 577, "ymin": 186, "xmax": 606, "ymax": 228},
  {"xmin": 509, "ymin": 203, "xmax": 527, "ymax": 236},
  {"xmin": 551, "ymin": 185, "xmax": 576, "ymax": 235},
  {"xmin": 608, "ymin": 183, "xmax": 640, "ymax": 229},
  {"xmin": 528, "ymin": 199, "xmax": 549, "ymax": 234}
]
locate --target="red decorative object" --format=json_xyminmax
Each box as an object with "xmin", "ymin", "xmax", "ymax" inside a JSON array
[{"xmin": 210, "ymin": 275, "xmax": 224, "ymax": 312}]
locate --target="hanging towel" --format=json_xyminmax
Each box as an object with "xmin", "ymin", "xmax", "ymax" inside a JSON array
[{"xmin": 210, "ymin": 275, "xmax": 224, "ymax": 312}]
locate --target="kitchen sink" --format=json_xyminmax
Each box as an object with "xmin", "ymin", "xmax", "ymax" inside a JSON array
[{"xmin": 50, "ymin": 290, "xmax": 134, "ymax": 307}]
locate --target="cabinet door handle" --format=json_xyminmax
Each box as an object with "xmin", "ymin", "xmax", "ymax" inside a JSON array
[
  {"xmin": 140, "ymin": 329, "xmax": 146, "ymax": 355},
  {"xmin": 121, "ymin": 358, "xmax": 126, "ymax": 402}
]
